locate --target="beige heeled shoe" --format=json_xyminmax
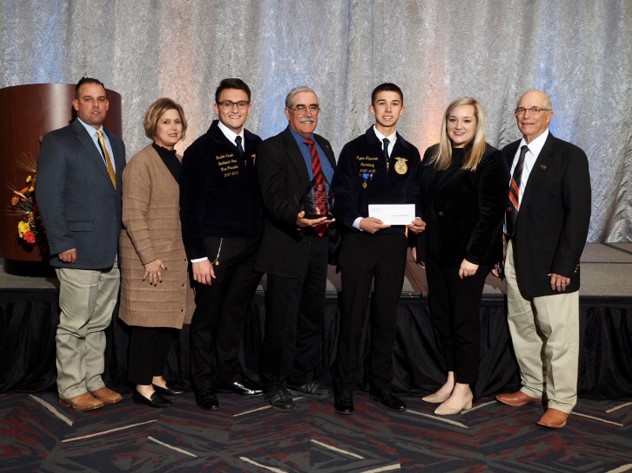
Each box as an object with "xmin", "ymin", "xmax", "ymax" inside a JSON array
[
  {"xmin": 421, "ymin": 392, "xmax": 450, "ymax": 404},
  {"xmin": 434, "ymin": 393, "xmax": 473, "ymax": 416}
]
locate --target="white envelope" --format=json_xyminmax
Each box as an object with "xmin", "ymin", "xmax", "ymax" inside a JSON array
[{"xmin": 368, "ymin": 204, "xmax": 415, "ymax": 225}]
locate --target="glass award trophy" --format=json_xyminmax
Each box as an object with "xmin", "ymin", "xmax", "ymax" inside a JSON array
[{"xmin": 300, "ymin": 178, "xmax": 332, "ymax": 220}]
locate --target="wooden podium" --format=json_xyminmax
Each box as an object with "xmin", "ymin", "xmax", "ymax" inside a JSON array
[{"xmin": 0, "ymin": 84, "xmax": 122, "ymax": 274}]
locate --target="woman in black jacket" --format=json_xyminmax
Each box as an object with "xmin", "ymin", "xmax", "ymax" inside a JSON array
[{"xmin": 417, "ymin": 97, "xmax": 509, "ymax": 415}]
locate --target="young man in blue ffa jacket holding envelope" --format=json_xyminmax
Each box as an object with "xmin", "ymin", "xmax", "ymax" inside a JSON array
[{"xmin": 331, "ymin": 83, "xmax": 425, "ymax": 415}]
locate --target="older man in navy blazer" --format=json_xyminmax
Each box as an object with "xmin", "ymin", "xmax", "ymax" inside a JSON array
[
  {"xmin": 496, "ymin": 90, "xmax": 591, "ymax": 429},
  {"xmin": 37, "ymin": 77, "xmax": 126, "ymax": 411}
]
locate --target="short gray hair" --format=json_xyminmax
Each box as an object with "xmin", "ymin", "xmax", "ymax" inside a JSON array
[{"xmin": 285, "ymin": 86, "xmax": 317, "ymax": 108}]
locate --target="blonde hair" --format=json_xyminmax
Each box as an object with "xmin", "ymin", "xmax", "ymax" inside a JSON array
[
  {"xmin": 143, "ymin": 97, "xmax": 188, "ymax": 142},
  {"xmin": 429, "ymin": 97, "xmax": 487, "ymax": 171}
]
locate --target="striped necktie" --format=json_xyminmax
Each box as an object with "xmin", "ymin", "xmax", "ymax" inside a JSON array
[{"xmin": 506, "ymin": 145, "xmax": 528, "ymax": 237}]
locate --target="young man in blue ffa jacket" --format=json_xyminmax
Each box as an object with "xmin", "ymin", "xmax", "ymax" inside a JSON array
[
  {"xmin": 331, "ymin": 83, "xmax": 425, "ymax": 415},
  {"xmin": 180, "ymin": 78, "xmax": 264, "ymax": 410}
]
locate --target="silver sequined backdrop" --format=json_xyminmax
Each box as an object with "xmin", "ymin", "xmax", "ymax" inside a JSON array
[{"xmin": 1, "ymin": 0, "xmax": 630, "ymax": 242}]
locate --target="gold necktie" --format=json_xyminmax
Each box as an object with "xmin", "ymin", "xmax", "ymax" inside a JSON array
[{"xmin": 96, "ymin": 130, "xmax": 117, "ymax": 188}]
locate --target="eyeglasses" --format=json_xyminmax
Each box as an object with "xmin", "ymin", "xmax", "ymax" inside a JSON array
[
  {"xmin": 218, "ymin": 100, "xmax": 250, "ymax": 110},
  {"xmin": 289, "ymin": 104, "xmax": 320, "ymax": 115},
  {"xmin": 514, "ymin": 106, "xmax": 551, "ymax": 116}
]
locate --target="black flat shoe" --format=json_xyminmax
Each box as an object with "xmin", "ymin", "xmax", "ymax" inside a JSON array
[
  {"xmin": 132, "ymin": 390, "xmax": 172, "ymax": 408},
  {"xmin": 196, "ymin": 390, "xmax": 220, "ymax": 411},
  {"xmin": 153, "ymin": 383, "xmax": 184, "ymax": 396}
]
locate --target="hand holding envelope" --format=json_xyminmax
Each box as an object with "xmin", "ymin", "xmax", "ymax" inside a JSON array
[
  {"xmin": 364, "ymin": 204, "xmax": 426, "ymax": 235},
  {"xmin": 359, "ymin": 216, "xmax": 391, "ymax": 234},
  {"xmin": 368, "ymin": 204, "xmax": 415, "ymax": 225}
]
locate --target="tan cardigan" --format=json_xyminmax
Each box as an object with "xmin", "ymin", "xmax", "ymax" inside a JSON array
[{"xmin": 119, "ymin": 145, "xmax": 194, "ymax": 328}]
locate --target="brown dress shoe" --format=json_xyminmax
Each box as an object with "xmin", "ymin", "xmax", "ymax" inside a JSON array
[
  {"xmin": 537, "ymin": 408, "xmax": 569, "ymax": 429},
  {"xmin": 496, "ymin": 390, "xmax": 541, "ymax": 407},
  {"xmin": 90, "ymin": 387, "xmax": 123, "ymax": 405},
  {"xmin": 59, "ymin": 392, "xmax": 104, "ymax": 411}
]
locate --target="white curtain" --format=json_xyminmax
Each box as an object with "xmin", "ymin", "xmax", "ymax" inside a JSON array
[{"xmin": 1, "ymin": 0, "xmax": 631, "ymax": 241}]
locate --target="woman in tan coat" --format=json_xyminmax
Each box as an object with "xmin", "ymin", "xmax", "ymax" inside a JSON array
[{"xmin": 119, "ymin": 98, "xmax": 194, "ymax": 408}]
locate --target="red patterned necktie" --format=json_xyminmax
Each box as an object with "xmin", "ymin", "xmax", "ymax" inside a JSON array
[
  {"xmin": 304, "ymin": 139, "xmax": 328, "ymax": 237},
  {"xmin": 506, "ymin": 145, "xmax": 528, "ymax": 237}
]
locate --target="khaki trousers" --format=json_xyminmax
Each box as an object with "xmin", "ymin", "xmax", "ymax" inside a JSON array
[
  {"xmin": 504, "ymin": 240, "xmax": 579, "ymax": 413},
  {"xmin": 55, "ymin": 261, "xmax": 120, "ymax": 399}
]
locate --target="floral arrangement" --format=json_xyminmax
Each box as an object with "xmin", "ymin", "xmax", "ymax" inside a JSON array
[{"xmin": 8, "ymin": 155, "xmax": 47, "ymax": 250}]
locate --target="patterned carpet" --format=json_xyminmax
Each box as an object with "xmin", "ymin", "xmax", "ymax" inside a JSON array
[{"xmin": 1, "ymin": 389, "xmax": 631, "ymax": 472}]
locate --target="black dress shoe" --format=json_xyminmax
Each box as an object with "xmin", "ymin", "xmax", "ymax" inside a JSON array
[
  {"xmin": 216, "ymin": 381, "xmax": 263, "ymax": 396},
  {"xmin": 287, "ymin": 380, "xmax": 333, "ymax": 398},
  {"xmin": 132, "ymin": 390, "xmax": 172, "ymax": 408},
  {"xmin": 153, "ymin": 382, "xmax": 184, "ymax": 396},
  {"xmin": 334, "ymin": 389, "xmax": 354, "ymax": 415},
  {"xmin": 370, "ymin": 387, "xmax": 407, "ymax": 411},
  {"xmin": 265, "ymin": 387, "xmax": 295, "ymax": 411},
  {"xmin": 196, "ymin": 390, "xmax": 220, "ymax": 411}
]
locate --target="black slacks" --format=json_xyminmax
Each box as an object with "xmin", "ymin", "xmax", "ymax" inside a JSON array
[
  {"xmin": 334, "ymin": 232, "xmax": 408, "ymax": 391},
  {"xmin": 190, "ymin": 235, "xmax": 262, "ymax": 392},
  {"xmin": 260, "ymin": 235, "xmax": 328, "ymax": 391},
  {"xmin": 127, "ymin": 326, "xmax": 178, "ymax": 385},
  {"xmin": 425, "ymin": 259, "xmax": 491, "ymax": 385}
]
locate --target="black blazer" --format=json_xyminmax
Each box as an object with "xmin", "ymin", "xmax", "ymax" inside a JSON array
[
  {"xmin": 503, "ymin": 133, "xmax": 591, "ymax": 297},
  {"xmin": 36, "ymin": 119, "xmax": 126, "ymax": 269},
  {"xmin": 418, "ymin": 143, "xmax": 508, "ymax": 267},
  {"xmin": 255, "ymin": 127, "xmax": 336, "ymax": 278}
]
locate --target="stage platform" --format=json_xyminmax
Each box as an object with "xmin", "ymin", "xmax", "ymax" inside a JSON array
[{"xmin": 1, "ymin": 244, "xmax": 631, "ymax": 399}]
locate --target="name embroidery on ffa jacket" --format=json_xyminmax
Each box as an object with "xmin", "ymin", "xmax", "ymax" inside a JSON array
[
  {"xmin": 356, "ymin": 155, "xmax": 378, "ymax": 189},
  {"xmin": 215, "ymin": 153, "xmax": 240, "ymax": 178}
]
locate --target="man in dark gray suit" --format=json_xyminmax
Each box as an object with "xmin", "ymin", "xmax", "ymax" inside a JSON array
[
  {"xmin": 255, "ymin": 86, "xmax": 335, "ymax": 411},
  {"xmin": 37, "ymin": 77, "xmax": 126, "ymax": 411}
]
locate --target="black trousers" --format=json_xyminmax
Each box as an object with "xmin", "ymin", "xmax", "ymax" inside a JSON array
[
  {"xmin": 334, "ymin": 233, "xmax": 408, "ymax": 391},
  {"xmin": 425, "ymin": 260, "xmax": 491, "ymax": 385},
  {"xmin": 190, "ymin": 235, "xmax": 262, "ymax": 392},
  {"xmin": 260, "ymin": 235, "xmax": 328, "ymax": 391},
  {"xmin": 127, "ymin": 326, "xmax": 178, "ymax": 385}
]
